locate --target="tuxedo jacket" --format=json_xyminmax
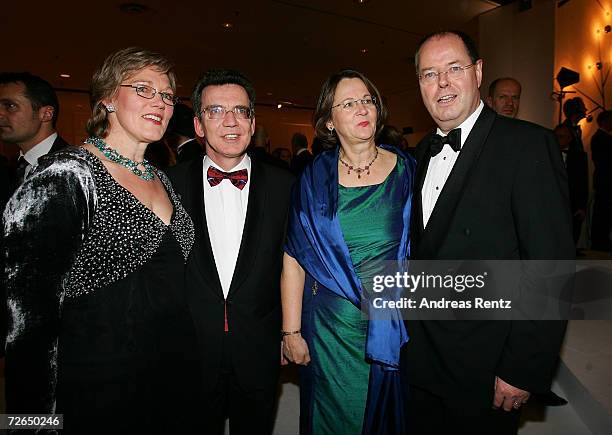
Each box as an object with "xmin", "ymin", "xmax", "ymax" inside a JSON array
[
  {"xmin": 167, "ymin": 156, "xmax": 294, "ymax": 392},
  {"xmin": 402, "ymin": 106, "xmax": 574, "ymax": 410}
]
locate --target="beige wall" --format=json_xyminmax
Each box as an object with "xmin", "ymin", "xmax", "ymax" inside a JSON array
[
  {"xmin": 555, "ymin": 0, "xmax": 612, "ymax": 151},
  {"xmin": 479, "ymin": 0, "xmax": 557, "ymax": 128}
]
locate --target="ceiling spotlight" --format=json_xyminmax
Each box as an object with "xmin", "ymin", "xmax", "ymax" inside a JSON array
[
  {"xmin": 277, "ymin": 103, "xmax": 282, "ymax": 109},
  {"xmin": 222, "ymin": 22, "xmax": 233, "ymax": 29},
  {"xmin": 360, "ymin": 48, "xmax": 368, "ymax": 54},
  {"xmin": 353, "ymin": 0, "xmax": 371, "ymax": 4},
  {"xmin": 59, "ymin": 73, "xmax": 71, "ymax": 78},
  {"xmin": 119, "ymin": 3, "xmax": 150, "ymax": 14}
]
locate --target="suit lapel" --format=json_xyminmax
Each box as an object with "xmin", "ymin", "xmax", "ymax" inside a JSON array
[
  {"xmin": 418, "ymin": 106, "xmax": 496, "ymax": 257},
  {"xmin": 188, "ymin": 157, "xmax": 224, "ymax": 298},
  {"xmin": 412, "ymin": 134, "xmax": 433, "ymax": 248},
  {"xmin": 228, "ymin": 157, "xmax": 266, "ymax": 297}
]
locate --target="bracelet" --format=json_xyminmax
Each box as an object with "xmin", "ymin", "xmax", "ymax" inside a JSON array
[{"xmin": 281, "ymin": 330, "xmax": 301, "ymax": 337}]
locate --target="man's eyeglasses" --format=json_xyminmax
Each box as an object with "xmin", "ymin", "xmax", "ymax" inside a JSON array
[
  {"xmin": 120, "ymin": 84, "xmax": 179, "ymax": 106},
  {"xmin": 202, "ymin": 105, "xmax": 254, "ymax": 120},
  {"xmin": 332, "ymin": 96, "xmax": 377, "ymax": 112},
  {"xmin": 417, "ymin": 64, "xmax": 476, "ymax": 84}
]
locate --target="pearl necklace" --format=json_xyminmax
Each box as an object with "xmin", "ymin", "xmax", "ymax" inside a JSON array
[
  {"xmin": 85, "ymin": 137, "xmax": 154, "ymax": 181},
  {"xmin": 338, "ymin": 147, "xmax": 379, "ymax": 179}
]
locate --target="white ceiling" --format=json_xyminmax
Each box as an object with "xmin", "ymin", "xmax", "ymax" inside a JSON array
[{"xmin": 3, "ymin": 0, "xmax": 503, "ymax": 131}]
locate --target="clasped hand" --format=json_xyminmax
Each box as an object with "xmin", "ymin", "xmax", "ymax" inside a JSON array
[{"xmin": 281, "ymin": 334, "xmax": 311, "ymax": 365}]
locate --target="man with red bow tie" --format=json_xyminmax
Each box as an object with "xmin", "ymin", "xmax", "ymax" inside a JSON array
[{"xmin": 168, "ymin": 69, "xmax": 294, "ymax": 435}]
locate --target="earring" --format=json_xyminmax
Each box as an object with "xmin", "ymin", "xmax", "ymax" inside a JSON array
[
  {"xmin": 328, "ymin": 125, "xmax": 334, "ymax": 132},
  {"xmin": 106, "ymin": 104, "xmax": 116, "ymax": 113}
]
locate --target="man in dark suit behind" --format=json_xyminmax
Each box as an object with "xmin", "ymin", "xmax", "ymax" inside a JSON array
[
  {"xmin": 401, "ymin": 31, "xmax": 574, "ymax": 435},
  {"xmin": 591, "ymin": 110, "xmax": 612, "ymax": 251},
  {"xmin": 558, "ymin": 97, "xmax": 589, "ymax": 246},
  {"xmin": 0, "ymin": 72, "xmax": 69, "ymax": 193},
  {"xmin": 167, "ymin": 69, "xmax": 294, "ymax": 435},
  {"xmin": 1, "ymin": 72, "xmax": 69, "ymax": 358},
  {"xmin": 165, "ymin": 102, "xmax": 203, "ymax": 164},
  {"xmin": 289, "ymin": 132, "xmax": 313, "ymax": 175}
]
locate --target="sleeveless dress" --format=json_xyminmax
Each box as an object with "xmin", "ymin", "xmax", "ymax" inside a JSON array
[{"xmin": 299, "ymin": 158, "xmax": 406, "ymax": 434}]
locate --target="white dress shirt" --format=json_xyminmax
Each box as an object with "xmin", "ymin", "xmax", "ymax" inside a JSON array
[
  {"xmin": 203, "ymin": 155, "xmax": 251, "ymax": 298},
  {"xmin": 422, "ymin": 101, "xmax": 484, "ymax": 228},
  {"xmin": 21, "ymin": 132, "xmax": 58, "ymax": 178}
]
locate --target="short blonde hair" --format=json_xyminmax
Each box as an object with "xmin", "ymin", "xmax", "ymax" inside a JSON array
[{"xmin": 86, "ymin": 47, "xmax": 176, "ymax": 138}]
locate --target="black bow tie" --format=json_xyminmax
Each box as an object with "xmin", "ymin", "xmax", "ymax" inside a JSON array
[{"xmin": 429, "ymin": 128, "xmax": 461, "ymax": 157}]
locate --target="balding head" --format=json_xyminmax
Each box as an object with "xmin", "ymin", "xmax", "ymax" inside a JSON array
[{"xmin": 486, "ymin": 77, "xmax": 521, "ymax": 118}]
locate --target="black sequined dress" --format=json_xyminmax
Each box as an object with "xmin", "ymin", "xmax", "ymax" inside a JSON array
[{"xmin": 3, "ymin": 147, "xmax": 200, "ymax": 434}]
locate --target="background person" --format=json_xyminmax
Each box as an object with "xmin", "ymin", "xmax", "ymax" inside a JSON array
[
  {"xmin": 591, "ymin": 110, "xmax": 612, "ymax": 252},
  {"xmin": 485, "ymin": 77, "xmax": 521, "ymax": 118},
  {"xmin": 289, "ymin": 132, "xmax": 313, "ymax": 175},
  {"xmin": 558, "ymin": 97, "xmax": 589, "ymax": 249}
]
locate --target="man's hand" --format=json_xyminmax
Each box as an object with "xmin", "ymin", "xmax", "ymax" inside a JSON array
[
  {"xmin": 493, "ymin": 376, "xmax": 530, "ymax": 411},
  {"xmin": 282, "ymin": 334, "xmax": 311, "ymax": 365}
]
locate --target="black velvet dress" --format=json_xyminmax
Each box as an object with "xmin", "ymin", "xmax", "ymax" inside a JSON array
[{"xmin": 3, "ymin": 147, "xmax": 200, "ymax": 434}]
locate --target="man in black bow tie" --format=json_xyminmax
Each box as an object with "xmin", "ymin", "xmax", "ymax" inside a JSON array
[
  {"xmin": 401, "ymin": 31, "xmax": 574, "ymax": 435},
  {"xmin": 167, "ymin": 69, "xmax": 294, "ymax": 435}
]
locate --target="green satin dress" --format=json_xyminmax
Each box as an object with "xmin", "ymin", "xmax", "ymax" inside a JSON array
[{"xmin": 301, "ymin": 158, "xmax": 405, "ymax": 434}]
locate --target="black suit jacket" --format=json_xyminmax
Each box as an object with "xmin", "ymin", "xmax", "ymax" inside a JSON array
[
  {"xmin": 167, "ymin": 156, "xmax": 294, "ymax": 392},
  {"xmin": 591, "ymin": 128, "xmax": 612, "ymax": 195},
  {"xmin": 402, "ymin": 106, "xmax": 574, "ymax": 410},
  {"xmin": 176, "ymin": 138, "xmax": 203, "ymax": 164},
  {"xmin": 561, "ymin": 119, "xmax": 589, "ymax": 213},
  {"xmin": 290, "ymin": 149, "xmax": 313, "ymax": 176},
  {"xmin": 7, "ymin": 134, "xmax": 70, "ymax": 197}
]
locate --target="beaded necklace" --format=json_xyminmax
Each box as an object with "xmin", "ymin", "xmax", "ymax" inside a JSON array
[
  {"xmin": 85, "ymin": 137, "xmax": 154, "ymax": 181},
  {"xmin": 338, "ymin": 146, "xmax": 379, "ymax": 179}
]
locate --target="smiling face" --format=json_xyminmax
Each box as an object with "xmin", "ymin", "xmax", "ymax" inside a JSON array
[
  {"xmin": 417, "ymin": 34, "xmax": 482, "ymax": 133},
  {"xmin": 195, "ymin": 84, "xmax": 255, "ymax": 170},
  {"xmin": 327, "ymin": 78, "xmax": 377, "ymax": 147},
  {"xmin": 105, "ymin": 66, "xmax": 173, "ymax": 145}
]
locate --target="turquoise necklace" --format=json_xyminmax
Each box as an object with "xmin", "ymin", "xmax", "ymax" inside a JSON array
[{"xmin": 85, "ymin": 137, "xmax": 154, "ymax": 181}]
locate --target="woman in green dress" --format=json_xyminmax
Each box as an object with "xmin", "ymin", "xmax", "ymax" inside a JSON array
[{"xmin": 281, "ymin": 69, "xmax": 415, "ymax": 434}]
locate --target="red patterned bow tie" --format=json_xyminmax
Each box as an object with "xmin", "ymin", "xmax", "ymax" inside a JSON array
[{"xmin": 207, "ymin": 166, "xmax": 248, "ymax": 190}]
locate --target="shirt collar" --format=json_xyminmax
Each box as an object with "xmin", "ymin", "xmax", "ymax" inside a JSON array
[
  {"xmin": 436, "ymin": 100, "xmax": 484, "ymax": 148},
  {"xmin": 22, "ymin": 132, "xmax": 58, "ymax": 166}
]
